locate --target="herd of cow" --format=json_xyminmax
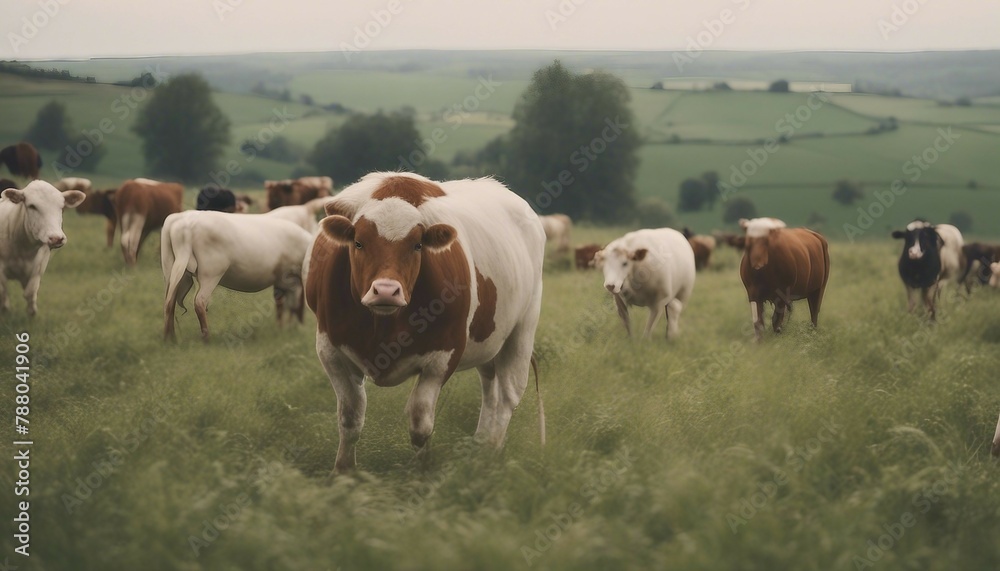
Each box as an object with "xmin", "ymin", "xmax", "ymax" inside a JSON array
[{"xmin": 2, "ymin": 167, "xmax": 1000, "ymax": 471}]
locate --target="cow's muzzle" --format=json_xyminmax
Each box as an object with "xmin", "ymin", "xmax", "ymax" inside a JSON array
[
  {"xmin": 362, "ymin": 278, "xmax": 407, "ymax": 314},
  {"xmin": 48, "ymin": 235, "xmax": 66, "ymax": 249}
]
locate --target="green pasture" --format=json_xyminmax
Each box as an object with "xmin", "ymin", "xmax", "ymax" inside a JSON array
[{"xmin": 1, "ymin": 214, "xmax": 999, "ymax": 569}]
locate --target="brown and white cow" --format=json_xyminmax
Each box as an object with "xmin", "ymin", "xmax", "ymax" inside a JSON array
[
  {"xmin": 115, "ymin": 179, "xmax": 184, "ymax": 266},
  {"xmin": 738, "ymin": 218, "xmax": 830, "ymax": 341},
  {"xmin": 1, "ymin": 181, "xmax": 85, "ymax": 316},
  {"xmin": 265, "ymin": 177, "xmax": 332, "ymax": 211},
  {"xmin": 539, "ymin": 213, "xmax": 572, "ymax": 253},
  {"xmin": 305, "ymin": 172, "xmax": 545, "ymax": 472},
  {"xmin": 574, "ymin": 243, "xmax": 602, "ymax": 270},
  {"xmin": 54, "ymin": 177, "xmax": 92, "ymax": 193}
]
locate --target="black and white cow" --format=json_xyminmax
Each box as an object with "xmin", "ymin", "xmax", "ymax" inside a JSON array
[{"xmin": 891, "ymin": 220, "xmax": 964, "ymax": 320}]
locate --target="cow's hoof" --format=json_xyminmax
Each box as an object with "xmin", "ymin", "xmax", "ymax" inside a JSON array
[{"xmin": 992, "ymin": 441, "xmax": 1000, "ymax": 458}]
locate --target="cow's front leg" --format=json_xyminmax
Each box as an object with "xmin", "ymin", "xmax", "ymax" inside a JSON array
[
  {"xmin": 0, "ymin": 274, "xmax": 9, "ymax": 313},
  {"xmin": 406, "ymin": 365, "xmax": 449, "ymax": 451},
  {"xmin": 612, "ymin": 292, "xmax": 631, "ymax": 337},
  {"xmin": 316, "ymin": 334, "xmax": 367, "ymax": 473},
  {"xmin": 642, "ymin": 301, "xmax": 665, "ymax": 339},
  {"xmin": 23, "ymin": 272, "xmax": 43, "ymax": 318},
  {"xmin": 905, "ymin": 286, "xmax": 918, "ymax": 313},
  {"xmin": 750, "ymin": 300, "xmax": 765, "ymax": 342},
  {"xmin": 923, "ymin": 286, "xmax": 937, "ymax": 322}
]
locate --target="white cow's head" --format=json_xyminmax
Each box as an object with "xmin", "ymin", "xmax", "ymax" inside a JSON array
[
  {"xmin": 601, "ymin": 245, "xmax": 648, "ymax": 295},
  {"xmin": 990, "ymin": 262, "xmax": 1000, "ymax": 288},
  {"xmin": 2, "ymin": 180, "xmax": 86, "ymax": 248}
]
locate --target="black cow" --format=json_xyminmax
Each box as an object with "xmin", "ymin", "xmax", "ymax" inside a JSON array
[
  {"xmin": 959, "ymin": 242, "xmax": 1000, "ymax": 288},
  {"xmin": 892, "ymin": 221, "xmax": 954, "ymax": 320},
  {"xmin": 196, "ymin": 186, "xmax": 237, "ymax": 213},
  {"xmin": 0, "ymin": 178, "xmax": 18, "ymax": 191}
]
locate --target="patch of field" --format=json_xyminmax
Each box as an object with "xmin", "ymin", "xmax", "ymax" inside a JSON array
[
  {"xmin": 829, "ymin": 93, "xmax": 1000, "ymax": 125},
  {"xmin": 3, "ymin": 214, "xmax": 1000, "ymax": 570}
]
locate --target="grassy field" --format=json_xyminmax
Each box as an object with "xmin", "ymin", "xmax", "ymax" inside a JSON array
[{"xmin": 1, "ymin": 213, "xmax": 1000, "ymax": 570}]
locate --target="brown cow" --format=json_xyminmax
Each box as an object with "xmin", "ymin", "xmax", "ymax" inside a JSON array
[
  {"xmin": 0, "ymin": 143, "xmax": 42, "ymax": 181},
  {"xmin": 114, "ymin": 179, "xmax": 183, "ymax": 266},
  {"xmin": 265, "ymin": 177, "xmax": 332, "ymax": 211},
  {"xmin": 682, "ymin": 227, "xmax": 716, "ymax": 271},
  {"xmin": 738, "ymin": 218, "xmax": 830, "ymax": 341},
  {"xmin": 77, "ymin": 188, "xmax": 117, "ymax": 247},
  {"xmin": 574, "ymin": 244, "xmax": 602, "ymax": 270},
  {"xmin": 960, "ymin": 242, "xmax": 1000, "ymax": 289}
]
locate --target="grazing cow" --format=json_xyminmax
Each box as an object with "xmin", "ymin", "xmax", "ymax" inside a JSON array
[
  {"xmin": 76, "ymin": 188, "xmax": 117, "ymax": 247},
  {"xmin": 574, "ymin": 243, "xmax": 602, "ymax": 270},
  {"xmin": 305, "ymin": 172, "xmax": 545, "ymax": 472},
  {"xmin": 599, "ymin": 228, "xmax": 696, "ymax": 339},
  {"xmin": 959, "ymin": 242, "xmax": 1000, "ymax": 289},
  {"xmin": 161, "ymin": 211, "xmax": 313, "ymax": 341},
  {"xmin": 115, "ymin": 179, "xmax": 184, "ymax": 266},
  {"xmin": 265, "ymin": 177, "xmax": 332, "ymax": 211},
  {"xmin": 891, "ymin": 221, "xmax": 964, "ymax": 320},
  {"xmin": 0, "ymin": 181, "xmax": 85, "ymax": 316},
  {"xmin": 235, "ymin": 194, "xmax": 254, "ymax": 213},
  {"xmin": 196, "ymin": 186, "xmax": 237, "ymax": 212},
  {"xmin": 0, "ymin": 143, "xmax": 42, "ymax": 181},
  {"xmin": 682, "ymin": 227, "xmax": 717, "ymax": 271},
  {"xmin": 263, "ymin": 197, "xmax": 331, "ymax": 234},
  {"xmin": 739, "ymin": 218, "xmax": 829, "ymax": 341},
  {"xmin": 0, "ymin": 179, "xmax": 17, "ymax": 191},
  {"xmin": 54, "ymin": 177, "xmax": 92, "ymax": 193},
  {"xmin": 539, "ymin": 213, "xmax": 572, "ymax": 253}
]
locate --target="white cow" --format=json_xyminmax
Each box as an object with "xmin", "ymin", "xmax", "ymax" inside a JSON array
[
  {"xmin": 539, "ymin": 214, "xmax": 572, "ymax": 253},
  {"xmin": 161, "ymin": 211, "xmax": 313, "ymax": 341},
  {"xmin": 0, "ymin": 181, "xmax": 85, "ymax": 316},
  {"xmin": 599, "ymin": 228, "xmax": 696, "ymax": 339},
  {"xmin": 263, "ymin": 197, "xmax": 332, "ymax": 234},
  {"xmin": 54, "ymin": 177, "xmax": 92, "ymax": 193},
  {"xmin": 928, "ymin": 223, "xmax": 965, "ymax": 289}
]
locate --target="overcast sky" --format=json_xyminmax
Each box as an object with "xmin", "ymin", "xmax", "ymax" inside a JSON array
[{"xmin": 4, "ymin": 0, "xmax": 998, "ymax": 60}]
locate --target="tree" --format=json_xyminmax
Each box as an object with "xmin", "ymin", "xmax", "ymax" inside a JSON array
[
  {"xmin": 132, "ymin": 74, "xmax": 231, "ymax": 182},
  {"xmin": 678, "ymin": 178, "xmax": 707, "ymax": 212},
  {"xmin": 701, "ymin": 171, "xmax": 720, "ymax": 209},
  {"xmin": 636, "ymin": 197, "xmax": 674, "ymax": 229},
  {"xmin": 25, "ymin": 100, "xmax": 72, "ymax": 151},
  {"xmin": 768, "ymin": 79, "xmax": 790, "ymax": 93},
  {"xmin": 503, "ymin": 61, "xmax": 641, "ymax": 222},
  {"xmin": 308, "ymin": 110, "xmax": 447, "ymax": 185},
  {"xmin": 723, "ymin": 197, "xmax": 757, "ymax": 223},
  {"xmin": 832, "ymin": 179, "xmax": 864, "ymax": 206}
]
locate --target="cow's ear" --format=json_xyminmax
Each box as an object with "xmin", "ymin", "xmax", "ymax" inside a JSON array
[
  {"xmin": 738, "ymin": 218, "xmax": 750, "ymax": 230},
  {"xmin": 891, "ymin": 230, "xmax": 905, "ymax": 239},
  {"xmin": 62, "ymin": 190, "xmax": 86, "ymax": 209},
  {"xmin": 320, "ymin": 215, "xmax": 355, "ymax": 245},
  {"xmin": 2, "ymin": 189, "xmax": 25, "ymax": 204},
  {"xmin": 422, "ymin": 224, "xmax": 456, "ymax": 252},
  {"xmin": 324, "ymin": 200, "xmax": 351, "ymax": 218},
  {"xmin": 631, "ymin": 248, "xmax": 648, "ymax": 261}
]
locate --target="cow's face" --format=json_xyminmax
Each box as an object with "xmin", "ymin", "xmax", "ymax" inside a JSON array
[
  {"xmin": 744, "ymin": 235, "xmax": 771, "ymax": 270},
  {"xmin": 892, "ymin": 226, "xmax": 941, "ymax": 261},
  {"xmin": 3, "ymin": 182, "xmax": 85, "ymax": 248},
  {"xmin": 990, "ymin": 262, "xmax": 1000, "ymax": 288},
  {"xmin": 601, "ymin": 246, "xmax": 647, "ymax": 294},
  {"xmin": 321, "ymin": 200, "xmax": 456, "ymax": 315}
]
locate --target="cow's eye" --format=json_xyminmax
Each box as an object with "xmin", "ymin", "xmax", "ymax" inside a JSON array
[
  {"xmin": 27, "ymin": 204, "xmax": 37, "ymax": 210},
  {"xmin": 354, "ymin": 241, "xmax": 363, "ymax": 250},
  {"xmin": 621, "ymin": 261, "xmax": 627, "ymax": 267},
  {"xmin": 414, "ymin": 243, "xmax": 422, "ymax": 251}
]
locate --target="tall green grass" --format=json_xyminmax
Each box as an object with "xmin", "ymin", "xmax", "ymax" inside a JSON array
[{"xmin": 1, "ymin": 217, "xmax": 999, "ymax": 570}]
